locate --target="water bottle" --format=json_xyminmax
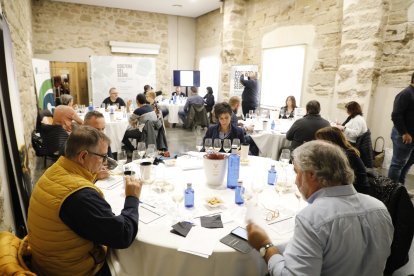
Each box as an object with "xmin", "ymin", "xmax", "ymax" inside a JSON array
[
  {"xmin": 184, "ymin": 183, "xmax": 194, "ymax": 208},
  {"xmin": 268, "ymin": 165, "xmax": 277, "ymax": 185},
  {"xmin": 88, "ymin": 101, "xmax": 94, "ymax": 112},
  {"xmin": 173, "ymin": 95, "xmax": 177, "ymax": 104},
  {"xmin": 271, "ymin": 120, "xmax": 275, "ymax": 130},
  {"xmin": 235, "ymin": 180, "xmax": 244, "ymax": 205},
  {"xmin": 227, "ymin": 146, "xmax": 240, "ymax": 189}
]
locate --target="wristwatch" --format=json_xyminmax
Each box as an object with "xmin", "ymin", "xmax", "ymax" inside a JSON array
[{"xmin": 259, "ymin": 243, "xmax": 274, "ymax": 257}]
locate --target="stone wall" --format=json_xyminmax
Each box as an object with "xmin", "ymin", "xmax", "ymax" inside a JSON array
[
  {"xmin": 32, "ymin": 0, "xmax": 171, "ymax": 91},
  {"xmin": 0, "ymin": 0, "xmax": 36, "ymax": 231}
]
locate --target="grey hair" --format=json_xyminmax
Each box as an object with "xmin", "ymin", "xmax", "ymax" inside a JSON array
[
  {"xmin": 292, "ymin": 140, "xmax": 354, "ymax": 188},
  {"xmin": 65, "ymin": 125, "xmax": 110, "ymax": 159},
  {"xmin": 61, "ymin": 94, "xmax": 73, "ymax": 105}
]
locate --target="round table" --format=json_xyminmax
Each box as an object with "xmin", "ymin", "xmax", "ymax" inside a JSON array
[
  {"xmin": 97, "ymin": 154, "xmax": 304, "ymax": 276},
  {"xmin": 158, "ymin": 100, "xmax": 186, "ymax": 125}
]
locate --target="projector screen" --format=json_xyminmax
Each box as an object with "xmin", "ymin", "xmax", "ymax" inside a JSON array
[{"xmin": 173, "ymin": 70, "xmax": 200, "ymax": 87}]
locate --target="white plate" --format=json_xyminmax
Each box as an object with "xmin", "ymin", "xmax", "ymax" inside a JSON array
[{"xmin": 205, "ymin": 196, "xmax": 225, "ymax": 208}]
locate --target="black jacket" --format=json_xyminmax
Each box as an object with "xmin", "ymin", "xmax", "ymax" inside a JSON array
[
  {"xmin": 391, "ymin": 84, "xmax": 414, "ymax": 136},
  {"xmin": 286, "ymin": 114, "xmax": 330, "ymax": 149}
]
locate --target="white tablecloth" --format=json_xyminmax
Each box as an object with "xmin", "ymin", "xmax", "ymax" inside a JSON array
[
  {"xmin": 158, "ymin": 100, "xmax": 185, "ymax": 124},
  {"xmin": 97, "ymin": 155, "xmax": 304, "ymax": 276}
]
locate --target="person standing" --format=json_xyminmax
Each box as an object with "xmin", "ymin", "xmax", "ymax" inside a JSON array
[
  {"xmin": 247, "ymin": 140, "xmax": 393, "ymax": 276},
  {"xmin": 240, "ymin": 72, "xmax": 259, "ymax": 116},
  {"xmin": 101, "ymin": 87, "xmax": 126, "ymax": 108},
  {"xmin": 388, "ymin": 72, "xmax": 414, "ymax": 184}
]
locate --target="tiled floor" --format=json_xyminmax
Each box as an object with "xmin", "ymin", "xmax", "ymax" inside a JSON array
[{"xmin": 33, "ymin": 126, "xmax": 414, "ymax": 274}]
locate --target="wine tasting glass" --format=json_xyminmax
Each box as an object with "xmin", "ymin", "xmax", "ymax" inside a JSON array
[
  {"xmin": 279, "ymin": 149, "xmax": 291, "ymax": 164},
  {"xmin": 213, "ymin": 139, "xmax": 222, "ymax": 153},
  {"xmin": 232, "ymin": 138, "xmax": 241, "ymax": 150},
  {"xmin": 146, "ymin": 145, "xmax": 156, "ymax": 163},
  {"xmin": 117, "ymin": 150, "xmax": 127, "ymax": 170},
  {"xmin": 204, "ymin": 138, "xmax": 213, "ymax": 153},
  {"xmin": 137, "ymin": 142, "xmax": 146, "ymax": 159},
  {"xmin": 196, "ymin": 137, "xmax": 203, "ymax": 152},
  {"xmin": 132, "ymin": 150, "xmax": 140, "ymax": 163},
  {"xmin": 223, "ymin": 139, "xmax": 232, "ymax": 153}
]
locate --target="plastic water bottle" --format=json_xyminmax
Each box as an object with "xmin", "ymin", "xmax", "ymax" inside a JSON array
[
  {"xmin": 235, "ymin": 180, "xmax": 244, "ymax": 205},
  {"xmin": 268, "ymin": 165, "xmax": 277, "ymax": 185},
  {"xmin": 227, "ymin": 146, "xmax": 240, "ymax": 189},
  {"xmin": 173, "ymin": 95, "xmax": 177, "ymax": 104},
  {"xmin": 271, "ymin": 120, "xmax": 275, "ymax": 130},
  {"xmin": 88, "ymin": 101, "xmax": 93, "ymax": 112},
  {"xmin": 184, "ymin": 183, "xmax": 194, "ymax": 208}
]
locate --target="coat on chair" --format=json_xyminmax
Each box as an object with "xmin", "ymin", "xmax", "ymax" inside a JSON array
[{"xmin": 186, "ymin": 104, "xmax": 209, "ymax": 129}]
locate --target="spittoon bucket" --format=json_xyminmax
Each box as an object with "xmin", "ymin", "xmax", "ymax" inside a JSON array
[{"xmin": 203, "ymin": 153, "xmax": 228, "ymax": 188}]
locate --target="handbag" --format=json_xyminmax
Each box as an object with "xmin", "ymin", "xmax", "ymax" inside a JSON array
[{"xmin": 373, "ymin": 136, "xmax": 385, "ymax": 168}]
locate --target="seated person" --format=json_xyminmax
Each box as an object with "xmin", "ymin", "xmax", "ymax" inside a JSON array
[
  {"xmin": 84, "ymin": 110, "xmax": 114, "ymax": 180},
  {"xmin": 102, "ymin": 87, "xmax": 126, "ymax": 108},
  {"xmin": 334, "ymin": 101, "xmax": 368, "ymax": 144},
  {"xmin": 146, "ymin": 90, "xmax": 169, "ymax": 118},
  {"xmin": 155, "ymin": 90, "xmax": 164, "ymax": 102},
  {"xmin": 53, "ymin": 94, "xmax": 83, "ymax": 133},
  {"xmin": 36, "ymin": 108, "xmax": 53, "ymax": 132},
  {"xmin": 315, "ymin": 126, "xmax": 369, "ymax": 194},
  {"xmin": 279, "ymin": 95, "xmax": 297, "ymax": 119},
  {"xmin": 286, "ymin": 100, "xmax": 330, "ymax": 150},
  {"xmin": 172, "ymin": 86, "xmax": 185, "ymax": 97},
  {"xmin": 178, "ymin": 86, "xmax": 204, "ymax": 126},
  {"xmin": 143, "ymin": 84, "xmax": 153, "ymax": 95},
  {"xmin": 247, "ymin": 140, "xmax": 393, "ymax": 276},
  {"xmin": 203, "ymin": 102, "xmax": 245, "ymax": 151},
  {"xmin": 122, "ymin": 93, "xmax": 157, "ymax": 152},
  {"xmin": 27, "ymin": 126, "xmax": 142, "ymax": 276}
]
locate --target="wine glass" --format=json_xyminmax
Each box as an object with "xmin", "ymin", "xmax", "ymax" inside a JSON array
[
  {"xmin": 137, "ymin": 142, "xmax": 146, "ymax": 159},
  {"xmin": 251, "ymin": 179, "xmax": 264, "ymax": 204},
  {"xmin": 204, "ymin": 138, "xmax": 213, "ymax": 153},
  {"xmin": 232, "ymin": 138, "xmax": 241, "ymax": 150},
  {"xmin": 171, "ymin": 184, "xmax": 184, "ymax": 221},
  {"xmin": 132, "ymin": 150, "xmax": 140, "ymax": 163},
  {"xmin": 195, "ymin": 137, "xmax": 203, "ymax": 152},
  {"xmin": 213, "ymin": 139, "xmax": 222, "ymax": 153},
  {"xmin": 223, "ymin": 139, "xmax": 231, "ymax": 153},
  {"xmin": 146, "ymin": 146, "xmax": 156, "ymax": 163},
  {"xmin": 117, "ymin": 150, "xmax": 127, "ymax": 170},
  {"xmin": 279, "ymin": 149, "xmax": 291, "ymax": 164}
]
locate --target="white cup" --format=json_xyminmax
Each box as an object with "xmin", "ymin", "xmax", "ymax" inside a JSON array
[
  {"xmin": 262, "ymin": 120, "xmax": 268, "ymax": 131},
  {"xmin": 241, "ymin": 143, "xmax": 249, "ymax": 161},
  {"xmin": 140, "ymin": 162, "xmax": 154, "ymax": 184}
]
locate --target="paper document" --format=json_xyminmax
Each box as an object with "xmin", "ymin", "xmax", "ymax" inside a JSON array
[
  {"xmin": 96, "ymin": 176, "xmax": 123, "ymax": 190},
  {"xmin": 178, "ymin": 226, "xmax": 220, "ymax": 258},
  {"xmin": 139, "ymin": 204, "xmax": 166, "ymax": 224}
]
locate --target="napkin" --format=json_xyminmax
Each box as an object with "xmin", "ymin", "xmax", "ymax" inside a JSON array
[
  {"xmin": 200, "ymin": 214, "xmax": 223, "ymax": 229},
  {"xmin": 171, "ymin": 221, "xmax": 193, "ymax": 237}
]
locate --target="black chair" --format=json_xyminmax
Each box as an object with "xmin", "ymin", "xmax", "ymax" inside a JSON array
[
  {"xmin": 355, "ymin": 129, "xmax": 374, "ymax": 168},
  {"xmin": 32, "ymin": 130, "xmax": 47, "ymax": 167},
  {"xmin": 186, "ymin": 104, "xmax": 209, "ymax": 130},
  {"xmin": 39, "ymin": 124, "xmax": 69, "ymax": 167}
]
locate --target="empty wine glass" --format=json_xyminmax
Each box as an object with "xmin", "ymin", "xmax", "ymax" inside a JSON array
[
  {"xmin": 223, "ymin": 139, "xmax": 231, "ymax": 153},
  {"xmin": 146, "ymin": 146, "xmax": 156, "ymax": 163},
  {"xmin": 132, "ymin": 150, "xmax": 140, "ymax": 163},
  {"xmin": 195, "ymin": 137, "xmax": 203, "ymax": 152},
  {"xmin": 171, "ymin": 184, "xmax": 184, "ymax": 221},
  {"xmin": 117, "ymin": 150, "xmax": 127, "ymax": 170},
  {"xmin": 213, "ymin": 139, "xmax": 222, "ymax": 153},
  {"xmin": 279, "ymin": 149, "xmax": 291, "ymax": 164},
  {"xmin": 232, "ymin": 138, "xmax": 241, "ymax": 150},
  {"xmin": 204, "ymin": 138, "xmax": 213, "ymax": 153},
  {"xmin": 137, "ymin": 142, "xmax": 146, "ymax": 159}
]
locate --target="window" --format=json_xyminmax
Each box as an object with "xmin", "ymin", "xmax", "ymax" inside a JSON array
[
  {"xmin": 199, "ymin": 56, "xmax": 219, "ymax": 101},
  {"xmin": 260, "ymin": 45, "xmax": 305, "ymax": 109}
]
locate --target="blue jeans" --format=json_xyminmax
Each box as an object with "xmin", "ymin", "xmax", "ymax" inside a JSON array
[
  {"xmin": 388, "ymin": 127, "xmax": 414, "ymax": 184},
  {"xmin": 178, "ymin": 110, "xmax": 187, "ymax": 126}
]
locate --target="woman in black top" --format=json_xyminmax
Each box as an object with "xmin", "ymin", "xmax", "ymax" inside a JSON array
[
  {"xmin": 279, "ymin": 95, "xmax": 296, "ymax": 119},
  {"xmin": 203, "ymin": 87, "xmax": 215, "ymax": 112},
  {"xmin": 315, "ymin": 126, "xmax": 369, "ymax": 194}
]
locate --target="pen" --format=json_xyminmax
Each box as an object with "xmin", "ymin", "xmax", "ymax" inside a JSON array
[
  {"xmin": 139, "ymin": 200, "xmax": 156, "ymax": 208},
  {"xmin": 268, "ymin": 216, "xmax": 294, "ymax": 225}
]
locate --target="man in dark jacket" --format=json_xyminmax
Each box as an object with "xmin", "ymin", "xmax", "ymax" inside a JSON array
[
  {"xmin": 388, "ymin": 72, "xmax": 414, "ymax": 185},
  {"xmin": 286, "ymin": 100, "xmax": 330, "ymax": 150},
  {"xmin": 240, "ymin": 72, "xmax": 259, "ymax": 116}
]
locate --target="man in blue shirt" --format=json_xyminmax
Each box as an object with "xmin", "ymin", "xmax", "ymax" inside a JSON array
[{"xmin": 247, "ymin": 140, "xmax": 394, "ymax": 276}]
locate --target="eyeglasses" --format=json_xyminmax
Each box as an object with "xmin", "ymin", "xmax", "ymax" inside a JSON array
[{"xmin": 87, "ymin": 151, "xmax": 108, "ymax": 162}]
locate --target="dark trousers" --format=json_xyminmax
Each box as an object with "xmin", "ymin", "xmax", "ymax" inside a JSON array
[
  {"xmin": 122, "ymin": 128, "xmax": 142, "ymax": 152},
  {"xmin": 242, "ymin": 102, "xmax": 257, "ymax": 118}
]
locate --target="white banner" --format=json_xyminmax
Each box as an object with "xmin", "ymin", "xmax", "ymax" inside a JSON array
[
  {"xmin": 229, "ymin": 65, "xmax": 258, "ymax": 98},
  {"xmin": 90, "ymin": 56, "xmax": 156, "ymax": 106},
  {"xmin": 32, "ymin": 58, "xmax": 54, "ymax": 109}
]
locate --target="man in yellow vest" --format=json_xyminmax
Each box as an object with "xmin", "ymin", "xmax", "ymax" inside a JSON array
[{"xmin": 27, "ymin": 126, "xmax": 142, "ymax": 275}]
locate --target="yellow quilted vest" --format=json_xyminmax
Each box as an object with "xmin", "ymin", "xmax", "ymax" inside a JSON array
[{"xmin": 28, "ymin": 157, "xmax": 107, "ymax": 276}]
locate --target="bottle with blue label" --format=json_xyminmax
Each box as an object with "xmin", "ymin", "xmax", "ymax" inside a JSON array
[
  {"xmin": 268, "ymin": 165, "xmax": 277, "ymax": 185},
  {"xmin": 184, "ymin": 183, "xmax": 194, "ymax": 208},
  {"xmin": 271, "ymin": 120, "xmax": 275, "ymax": 130},
  {"xmin": 235, "ymin": 180, "xmax": 244, "ymax": 205},
  {"xmin": 227, "ymin": 146, "xmax": 240, "ymax": 189},
  {"xmin": 173, "ymin": 95, "xmax": 177, "ymax": 104},
  {"xmin": 88, "ymin": 101, "xmax": 94, "ymax": 112}
]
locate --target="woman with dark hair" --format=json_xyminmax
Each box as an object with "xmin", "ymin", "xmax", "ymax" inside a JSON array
[
  {"xmin": 279, "ymin": 96, "xmax": 297, "ymax": 119},
  {"xmin": 203, "ymin": 102, "xmax": 245, "ymax": 151},
  {"xmin": 203, "ymin": 87, "xmax": 215, "ymax": 112},
  {"xmin": 315, "ymin": 126, "xmax": 369, "ymax": 194},
  {"xmin": 335, "ymin": 101, "xmax": 367, "ymax": 144}
]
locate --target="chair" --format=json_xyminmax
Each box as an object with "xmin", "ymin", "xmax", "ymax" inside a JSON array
[
  {"xmin": 355, "ymin": 129, "xmax": 373, "ymax": 168},
  {"xmin": 366, "ymin": 171, "xmax": 414, "ymax": 274},
  {"xmin": 186, "ymin": 104, "xmax": 209, "ymax": 130},
  {"xmin": 39, "ymin": 124, "xmax": 69, "ymax": 167},
  {"xmin": 0, "ymin": 232, "xmax": 36, "ymax": 275}
]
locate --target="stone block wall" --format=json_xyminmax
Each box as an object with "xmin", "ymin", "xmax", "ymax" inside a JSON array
[
  {"xmin": 0, "ymin": 0, "xmax": 37, "ymax": 231},
  {"xmin": 32, "ymin": 0, "xmax": 171, "ymax": 91}
]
